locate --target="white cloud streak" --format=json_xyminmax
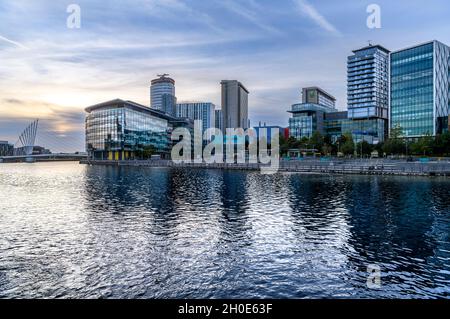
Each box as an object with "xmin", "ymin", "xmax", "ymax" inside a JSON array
[
  {"xmin": 0, "ymin": 34, "xmax": 28, "ymax": 49},
  {"xmin": 294, "ymin": 0, "xmax": 341, "ymax": 36}
]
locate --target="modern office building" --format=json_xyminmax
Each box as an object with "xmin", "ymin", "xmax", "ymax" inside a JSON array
[
  {"xmin": 323, "ymin": 111, "xmax": 349, "ymax": 143},
  {"xmin": 252, "ymin": 124, "xmax": 285, "ymax": 143},
  {"xmin": 85, "ymin": 99, "xmax": 180, "ymax": 160},
  {"xmin": 221, "ymin": 80, "xmax": 250, "ymax": 129},
  {"xmin": 150, "ymin": 74, "xmax": 176, "ymax": 116},
  {"xmin": 288, "ymin": 87, "xmax": 337, "ymax": 139},
  {"xmin": 302, "ymin": 87, "xmax": 336, "ymax": 108},
  {"xmin": 0, "ymin": 141, "xmax": 13, "ymax": 156},
  {"xmin": 176, "ymin": 102, "xmax": 215, "ymax": 140},
  {"xmin": 347, "ymin": 44, "xmax": 390, "ymax": 143},
  {"xmin": 215, "ymin": 109, "xmax": 223, "ymax": 132},
  {"xmin": 390, "ymin": 40, "xmax": 450, "ymax": 137}
]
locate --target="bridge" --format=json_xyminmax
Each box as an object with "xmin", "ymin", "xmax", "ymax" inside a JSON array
[{"xmin": 0, "ymin": 119, "xmax": 87, "ymax": 163}]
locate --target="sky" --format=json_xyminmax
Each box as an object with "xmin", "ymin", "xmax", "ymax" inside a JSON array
[{"xmin": 1, "ymin": 0, "xmax": 450, "ymax": 152}]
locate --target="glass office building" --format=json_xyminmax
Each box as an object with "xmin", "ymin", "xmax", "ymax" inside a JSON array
[
  {"xmin": 176, "ymin": 102, "xmax": 215, "ymax": 140},
  {"xmin": 85, "ymin": 99, "xmax": 172, "ymax": 160},
  {"xmin": 348, "ymin": 45, "xmax": 390, "ymax": 119},
  {"xmin": 346, "ymin": 44, "xmax": 390, "ymax": 143},
  {"xmin": 0, "ymin": 141, "xmax": 13, "ymax": 156},
  {"xmin": 288, "ymin": 87, "xmax": 337, "ymax": 139},
  {"xmin": 390, "ymin": 41, "xmax": 450, "ymax": 137}
]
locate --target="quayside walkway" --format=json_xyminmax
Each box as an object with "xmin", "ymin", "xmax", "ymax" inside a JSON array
[{"xmin": 80, "ymin": 159, "xmax": 450, "ymax": 177}]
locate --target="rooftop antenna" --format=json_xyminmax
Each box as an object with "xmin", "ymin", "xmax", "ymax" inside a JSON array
[
  {"xmin": 157, "ymin": 73, "xmax": 169, "ymax": 78},
  {"xmin": 368, "ymin": 40, "xmax": 373, "ymax": 47}
]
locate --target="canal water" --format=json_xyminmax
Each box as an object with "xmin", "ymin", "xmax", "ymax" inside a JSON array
[{"xmin": 0, "ymin": 162, "xmax": 449, "ymax": 298}]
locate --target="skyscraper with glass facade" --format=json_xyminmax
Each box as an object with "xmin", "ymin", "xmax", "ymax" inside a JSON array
[
  {"xmin": 346, "ymin": 44, "xmax": 390, "ymax": 143},
  {"xmin": 150, "ymin": 75, "xmax": 176, "ymax": 116},
  {"xmin": 390, "ymin": 40, "xmax": 450, "ymax": 137},
  {"xmin": 176, "ymin": 102, "xmax": 216, "ymax": 140}
]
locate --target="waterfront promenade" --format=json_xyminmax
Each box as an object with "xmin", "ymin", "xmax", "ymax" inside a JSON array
[{"xmin": 80, "ymin": 158, "xmax": 450, "ymax": 177}]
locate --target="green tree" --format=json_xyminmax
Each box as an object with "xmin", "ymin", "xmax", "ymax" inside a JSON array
[
  {"xmin": 383, "ymin": 125, "xmax": 406, "ymax": 155},
  {"xmin": 142, "ymin": 145, "xmax": 156, "ymax": 159},
  {"xmin": 340, "ymin": 133, "xmax": 355, "ymax": 156},
  {"xmin": 356, "ymin": 141, "xmax": 373, "ymax": 157},
  {"xmin": 309, "ymin": 131, "xmax": 324, "ymax": 153}
]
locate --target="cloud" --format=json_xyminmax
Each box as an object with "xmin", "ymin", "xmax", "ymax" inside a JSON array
[
  {"xmin": 294, "ymin": 0, "xmax": 341, "ymax": 36},
  {"xmin": 220, "ymin": 0, "xmax": 281, "ymax": 35},
  {"xmin": 0, "ymin": 34, "xmax": 29, "ymax": 49}
]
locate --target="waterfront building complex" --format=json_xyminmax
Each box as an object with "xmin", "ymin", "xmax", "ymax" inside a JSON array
[
  {"xmin": 85, "ymin": 99, "xmax": 191, "ymax": 160},
  {"xmin": 150, "ymin": 74, "xmax": 177, "ymax": 117},
  {"xmin": 176, "ymin": 102, "xmax": 215, "ymax": 140},
  {"xmin": 221, "ymin": 80, "xmax": 250, "ymax": 129},
  {"xmin": 390, "ymin": 41, "xmax": 450, "ymax": 137},
  {"xmin": 288, "ymin": 40, "xmax": 450, "ymax": 145}
]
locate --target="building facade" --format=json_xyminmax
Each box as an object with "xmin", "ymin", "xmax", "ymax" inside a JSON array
[
  {"xmin": 85, "ymin": 99, "xmax": 173, "ymax": 160},
  {"xmin": 150, "ymin": 75, "xmax": 176, "ymax": 116},
  {"xmin": 252, "ymin": 125, "xmax": 285, "ymax": 144},
  {"xmin": 176, "ymin": 102, "xmax": 215, "ymax": 140},
  {"xmin": 215, "ymin": 109, "xmax": 223, "ymax": 132},
  {"xmin": 390, "ymin": 40, "xmax": 450, "ymax": 137},
  {"xmin": 221, "ymin": 80, "xmax": 249, "ymax": 129},
  {"xmin": 346, "ymin": 44, "xmax": 390, "ymax": 143},
  {"xmin": 0, "ymin": 141, "xmax": 13, "ymax": 156},
  {"xmin": 288, "ymin": 87, "xmax": 337, "ymax": 139},
  {"xmin": 323, "ymin": 111, "xmax": 349, "ymax": 143}
]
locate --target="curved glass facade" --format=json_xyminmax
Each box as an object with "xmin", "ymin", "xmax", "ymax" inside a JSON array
[{"xmin": 86, "ymin": 101, "xmax": 170, "ymax": 160}]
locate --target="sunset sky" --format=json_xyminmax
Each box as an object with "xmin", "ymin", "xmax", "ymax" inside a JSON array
[{"xmin": 1, "ymin": 0, "xmax": 449, "ymax": 152}]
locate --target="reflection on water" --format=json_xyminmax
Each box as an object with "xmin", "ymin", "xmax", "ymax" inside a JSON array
[{"xmin": 0, "ymin": 162, "xmax": 449, "ymax": 298}]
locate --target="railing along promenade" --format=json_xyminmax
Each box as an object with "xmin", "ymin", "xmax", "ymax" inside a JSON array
[{"xmin": 80, "ymin": 158, "xmax": 450, "ymax": 177}]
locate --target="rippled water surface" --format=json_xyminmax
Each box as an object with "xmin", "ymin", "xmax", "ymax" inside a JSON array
[{"xmin": 0, "ymin": 162, "xmax": 449, "ymax": 299}]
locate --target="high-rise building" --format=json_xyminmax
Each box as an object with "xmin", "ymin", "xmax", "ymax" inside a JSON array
[
  {"xmin": 288, "ymin": 87, "xmax": 337, "ymax": 139},
  {"xmin": 215, "ymin": 109, "xmax": 223, "ymax": 132},
  {"xmin": 150, "ymin": 74, "xmax": 176, "ymax": 116},
  {"xmin": 390, "ymin": 40, "xmax": 450, "ymax": 137},
  {"xmin": 221, "ymin": 80, "xmax": 249, "ymax": 129},
  {"xmin": 176, "ymin": 102, "xmax": 215, "ymax": 140},
  {"xmin": 347, "ymin": 44, "xmax": 390, "ymax": 143}
]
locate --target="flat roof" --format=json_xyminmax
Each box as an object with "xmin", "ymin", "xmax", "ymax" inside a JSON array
[
  {"xmin": 390, "ymin": 40, "xmax": 438, "ymax": 54},
  {"xmin": 352, "ymin": 44, "xmax": 390, "ymax": 54},
  {"xmin": 220, "ymin": 80, "xmax": 250, "ymax": 94},
  {"xmin": 302, "ymin": 87, "xmax": 336, "ymax": 101}
]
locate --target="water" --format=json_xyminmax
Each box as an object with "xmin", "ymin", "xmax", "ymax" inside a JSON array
[{"xmin": 0, "ymin": 162, "xmax": 449, "ymax": 299}]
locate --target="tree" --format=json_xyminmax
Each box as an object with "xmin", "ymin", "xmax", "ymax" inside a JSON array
[
  {"xmin": 309, "ymin": 131, "xmax": 324, "ymax": 152},
  {"xmin": 383, "ymin": 125, "xmax": 405, "ymax": 155},
  {"xmin": 340, "ymin": 133, "xmax": 355, "ymax": 156},
  {"xmin": 356, "ymin": 141, "xmax": 373, "ymax": 157},
  {"xmin": 142, "ymin": 145, "xmax": 156, "ymax": 159}
]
